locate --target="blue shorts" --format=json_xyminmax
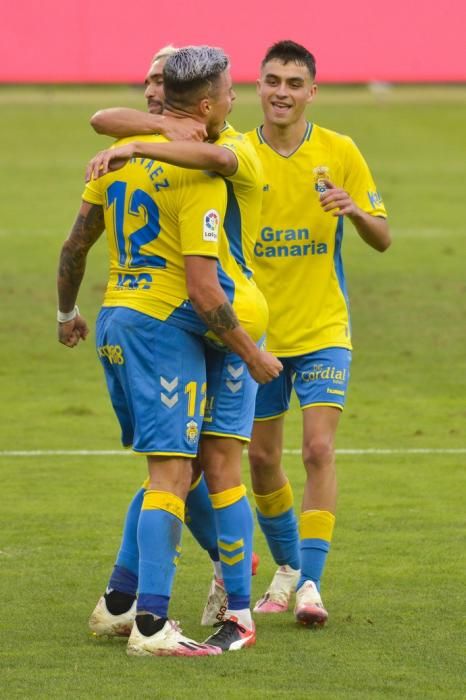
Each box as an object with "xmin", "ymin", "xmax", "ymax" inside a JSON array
[
  {"xmin": 254, "ymin": 347, "xmax": 352, "ymax": 420},
  {"xmin": 202, "ymin": 343, "xmax": 258, "ymax": 442},
  {"xmin": 96, "ymin": 307, "xmax": 206, "ymax": 456}
]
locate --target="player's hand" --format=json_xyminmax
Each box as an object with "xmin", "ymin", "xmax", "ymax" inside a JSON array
[
  {"xmin": 160, "ymin": 116, "xmax": 208, "ymax": 142},
  {"xmin": 85, "ymin": 144, "xmax": 135, "ymax": 182},
  {"xmin": 319, "ymin": 179, "xmax": 358, "ymax": 217},
  {"xmin": 58, "ymin": 315, "xmax": 89, "ymax": 348},
  {"xmin": 247, "ymin": 351, "xmax": 283, "ymax": 384}
]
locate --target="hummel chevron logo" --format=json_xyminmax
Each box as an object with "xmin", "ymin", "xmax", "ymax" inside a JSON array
[
  {"xmin": 219, "ymin": 551, "xmax": 245, "ymax": 566},
  {"xmin": 160, "ymin": 376, "xmax": 179, "ymax": 393},
  {"xmin": 161, "ymin": 392, "xmax": 179, "ymax": 408},
  {"xmin": 227, "ymin": 364, "xmax": 244, "ymax": 380},
  {"xmin": 226, "ymin": 380, "xmax": 242, "ymax": 394}
]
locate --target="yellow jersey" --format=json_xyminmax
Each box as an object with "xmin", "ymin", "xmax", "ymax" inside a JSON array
[
  {"xmin": 246, "ymin": 122, "xmax": 387, "ymax": 356},
  {"xmin": 83, "ymin": 134, "xmax": 268, "ymax": 343},
  {"xmin": 218, "ymin": 122, "xmax": 265, "ymax": 277}
]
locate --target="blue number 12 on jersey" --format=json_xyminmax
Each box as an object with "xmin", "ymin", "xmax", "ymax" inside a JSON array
[{"xmin": 106, "ymin": 181, "xmax": 166, "ymax": 269}]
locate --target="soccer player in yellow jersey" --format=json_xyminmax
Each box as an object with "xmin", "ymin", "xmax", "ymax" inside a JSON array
[
  {"xmin": 57, "ymin": 46, "xmax": 281, "ymax": 657},
  {"xmin": 245, "ymin": 40, "xmax": 391, "ymax": 626},
  {"xmin": 85, "ymin": 47, "xmax": 266, "ymax": 646}
]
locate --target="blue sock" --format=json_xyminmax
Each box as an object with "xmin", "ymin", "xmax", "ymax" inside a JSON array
[
  {"xmin": 137, "ymin": 490, "xmax": 184, "ymax": 618},
  {"xmin": 186, "ymin": 474, "xmax": 220, "ymax": 562},
  {"xmin": 298, "ymin": 539, "xmax": 330, "ymax": 592},
  {"xmin": 108, "ymin": 487, "xmax": 145, "ymax": 590},
  {"xmin": 210, "ymin": 486, "xmax": 253, "ymax": 610},
  {"xmin": 298, "ymin": 510, "xmax": 335, "ymax": 591},
  {"xmin": 254, "ymin": 482, "xmax": 300, "ymax": 570},
  {"xmin": 256, "ymin": 508, "xmax": 300, "ymax": 570}
]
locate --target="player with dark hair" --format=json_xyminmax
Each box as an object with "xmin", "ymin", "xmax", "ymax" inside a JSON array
[
  {"xmin": 247, "ymin": 40, "xmax": 390, "ymax": 625},
  {"xmin": 260, "ymin": 39, "xmax": 317, "ymax": 78}
]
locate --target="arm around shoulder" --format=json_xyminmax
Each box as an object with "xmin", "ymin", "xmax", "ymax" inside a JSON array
[
  {"xmin": 126, "ymin": 140, "xmax": 237, "ymax": 175},
  {"xmin": 90, "ymin": 108, "xmax": 165, "ymax": 138}
]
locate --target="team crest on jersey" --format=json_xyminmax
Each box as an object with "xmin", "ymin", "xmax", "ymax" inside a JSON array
[
  {"xmin": 313, "ymin": 166, "xmax": 330, "ymax": 193},
  {"xmin": 186, "ymin": 420, "xmax": 199, "ymax": 444},
  {"xmin": 203, "ymin": 209, "xmax": 220, "ymax": 241}
]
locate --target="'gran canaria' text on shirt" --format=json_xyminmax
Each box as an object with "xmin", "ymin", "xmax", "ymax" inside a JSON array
[{"xmin": 254, "ymin": 227, "xmax": 328, "ymax": 258}]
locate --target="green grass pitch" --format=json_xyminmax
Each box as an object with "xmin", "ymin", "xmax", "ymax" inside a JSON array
[{"xmin": 1, "ymin": 84, "xmax": 465, "ymax": 698}]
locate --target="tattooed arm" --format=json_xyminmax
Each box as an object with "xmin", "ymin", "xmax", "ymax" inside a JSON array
[
  {"xmin": 57, "ymin": 201, "xmax": 105, "ymax": 348},
  {"xmin": 184, "ymin": 256, "xmax": 282, "ymax": 384}
]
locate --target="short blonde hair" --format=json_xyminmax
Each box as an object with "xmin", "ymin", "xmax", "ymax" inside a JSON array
[{"xmin": 151, "ymin": 44, "xmax": 178, "ymax": 63}]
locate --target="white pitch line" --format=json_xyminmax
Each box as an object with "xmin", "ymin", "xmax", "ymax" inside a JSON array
[{"xmin": 0, "ymin": 448, "xmax": 466, "ymax": 457}]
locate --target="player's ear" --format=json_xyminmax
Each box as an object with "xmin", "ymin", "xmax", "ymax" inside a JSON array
[
  {"xmin": 199, "ymin": 97, "xmax": 211, "ymax": 116},
  {"xmin": 306, "ymin": 83, "xmax": 317, "ymax": 104},
  {"xmin": 256, "ymin": 78, "xmax": 261, "ymax": 95}
]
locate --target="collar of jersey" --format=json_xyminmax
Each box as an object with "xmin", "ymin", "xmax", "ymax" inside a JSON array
[{"xmin": 257, "ymin": 121, "xmax": 313, "ymax": 158}]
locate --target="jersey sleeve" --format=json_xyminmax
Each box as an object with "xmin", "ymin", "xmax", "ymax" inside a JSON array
[
  {"xmin": 82, "ymin": 178, "xmax": 104, "ymax": 205},
  {"xmin": 176, "ymin": 170, "xmax": 227, "ymax": 258},
  {"xmin": 222, "ymin": 134, "xmax": 264, "ymax": 190},
  {"xmin": 342, "ymin": 137, "xmax": 387, "ymax": 218}
]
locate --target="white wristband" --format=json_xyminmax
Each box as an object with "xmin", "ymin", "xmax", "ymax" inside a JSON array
[{"xmin": 57, "ymin": 305, "xmax": 79, "ymax": 323}]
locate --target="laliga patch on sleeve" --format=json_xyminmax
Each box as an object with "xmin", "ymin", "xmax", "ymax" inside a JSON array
[{"xmin": 203, "ymin": 209, "xmax": 220, "ymax": 241}]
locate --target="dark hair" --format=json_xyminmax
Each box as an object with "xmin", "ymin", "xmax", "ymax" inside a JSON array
[
  {"xmin": 262, "ymin": 40, "xmax": 316, "ymax": 79},
  {"xmin": 163, "ymin": 45, "xmax": 229, "ymax": 109}
]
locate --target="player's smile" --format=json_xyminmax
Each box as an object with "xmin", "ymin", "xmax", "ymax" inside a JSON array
[
  {"xmin": 270, "ymin": 100, "xmax": 292, "ymax": 113},
  {"xmin": 268, "ymin": 97, "xmax": 297, "ymax": 123}
]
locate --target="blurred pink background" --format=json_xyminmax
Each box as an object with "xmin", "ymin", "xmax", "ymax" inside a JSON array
[{"xmin": 2, "ymin": 1, "xmax": 465, "ymax": 83}]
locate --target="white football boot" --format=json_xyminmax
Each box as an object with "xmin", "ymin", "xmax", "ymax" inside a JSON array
[
  {"xmin": 294, "ymin": 580, "xmax": 328, "ymax": 626},
  {"xmin": 200, "ymin": 577, "xmax": 228, "ymax": 626},
  {"xmin": 89, "ymin": 596, "xmax": 136, "ymax": 637},
  {"xmin": 201, "ymin": 552, "xmax": 259, "ymax": 626},
  {"xmin": 253, "ymin": 565, "xmax": 300, "ymax": 613},
  {"xmin": 127, "ymin": 618, "xmax": 222, "ymax": 657}
]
